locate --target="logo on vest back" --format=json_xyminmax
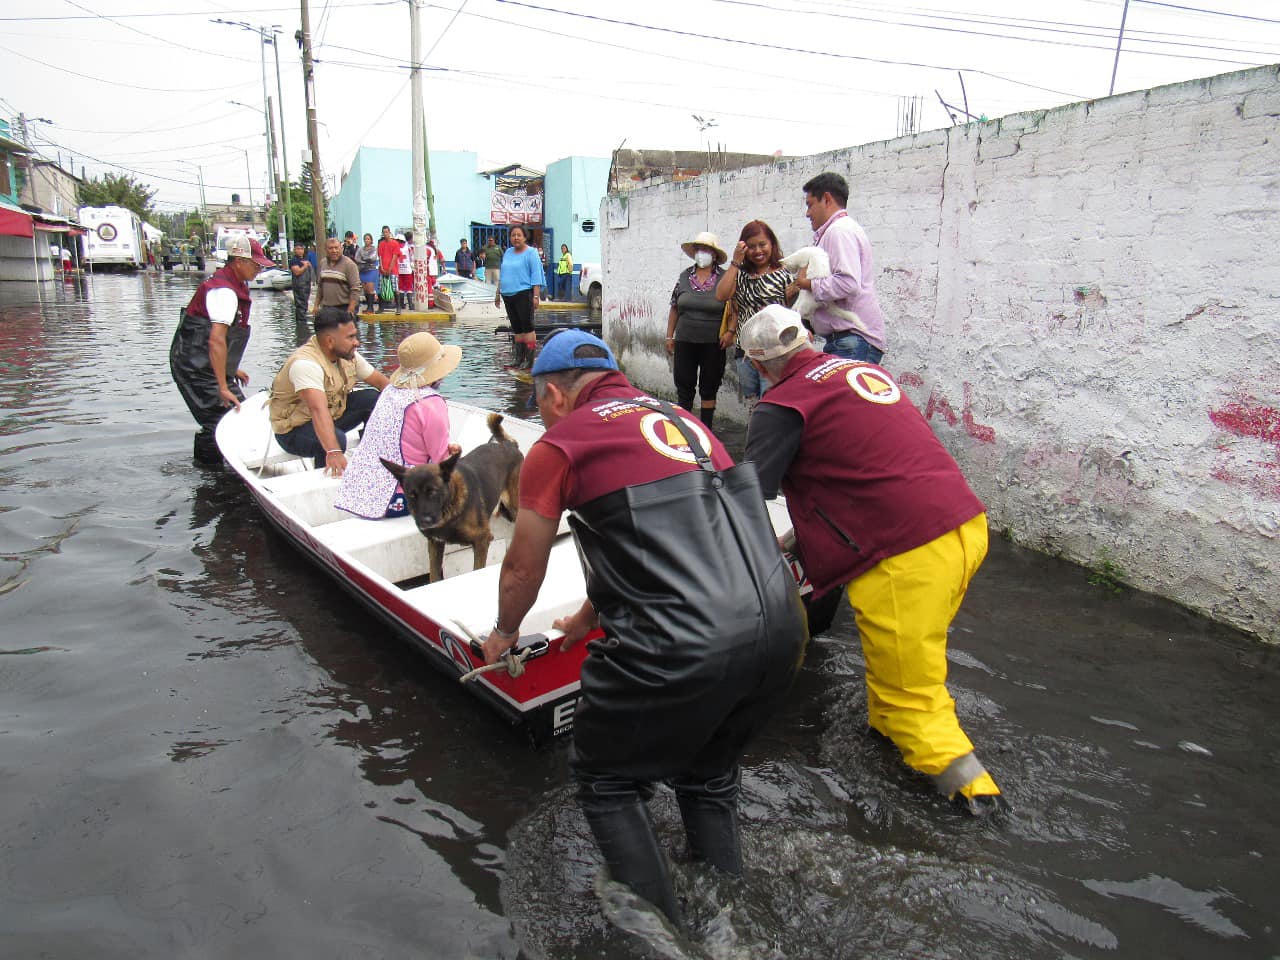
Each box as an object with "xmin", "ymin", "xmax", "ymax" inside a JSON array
[
  {"xmin": 847, "ymin": 366, "xmax": 901, "ymax": 404},
  {"xmin": 639, "ymin": 412, "xmax": 712, "ymax": 463}
]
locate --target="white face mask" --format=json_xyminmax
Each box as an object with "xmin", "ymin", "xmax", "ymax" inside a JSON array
[{"xmin": 693, "ymin": 250, "xmax": 714, "ymax": 268}]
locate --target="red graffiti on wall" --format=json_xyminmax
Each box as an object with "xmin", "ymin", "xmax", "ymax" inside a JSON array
[
  {"xmin": 909, "ymin": 376, "xmax": 995, "ymax": 444},
  {"xmin": 1208, "ymin": 395, "xmax": 1280, "ymax": 499}
]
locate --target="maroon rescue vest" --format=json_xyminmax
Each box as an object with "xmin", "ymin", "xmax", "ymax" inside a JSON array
[
  {"xmin": 538, "ymin": 371, "xmax": 735, "ymax": 509},
  {"xmin": 762, "ymin": 351, "xmax": 984, "ymax": 593},
  {"xmin": 184, "ymin": 266, "xmax": 252, "ymax": 328}
]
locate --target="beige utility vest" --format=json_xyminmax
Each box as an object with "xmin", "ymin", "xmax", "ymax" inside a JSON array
[{"xmin": 269, "ymin": 336, "xmax": 358, "ymax": 434}]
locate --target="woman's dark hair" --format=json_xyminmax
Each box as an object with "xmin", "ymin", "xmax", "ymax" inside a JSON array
[{"xmin": 738, "ymin": 220, "xmax": 783, "ymax": 272}]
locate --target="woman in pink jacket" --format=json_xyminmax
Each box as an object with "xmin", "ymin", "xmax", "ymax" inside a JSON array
[{"xmin": 334, "ymin": 331, "xmax": 463, "ymax": 519}]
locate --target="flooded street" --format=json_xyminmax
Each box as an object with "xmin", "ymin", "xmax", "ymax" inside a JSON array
[{"xmin": 2, "ymin": 273, "xmax": 1277, "ymax": 959}]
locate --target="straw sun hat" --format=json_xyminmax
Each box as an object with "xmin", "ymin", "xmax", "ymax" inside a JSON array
[
  {"xmin": 391, "ymin": 332, "xmax": 462, "ymax": 389},
  {"xmin": 679, "ymin": 231, "xmax": 728, "ymax": 265}
]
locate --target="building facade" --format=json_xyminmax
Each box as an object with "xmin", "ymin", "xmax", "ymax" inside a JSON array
[{"xmin": 330, "ymin": 147, "xmax": 608, "ymax": 284}]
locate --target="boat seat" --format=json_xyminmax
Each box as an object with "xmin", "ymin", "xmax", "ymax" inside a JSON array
[{"xmin": 401, "ymin": 533, "xmax": 586, "ymax": 639}]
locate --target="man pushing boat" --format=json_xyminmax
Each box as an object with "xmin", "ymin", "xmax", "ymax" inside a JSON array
[
  {"xmin": 169, "ymin": 234, "xmax": 275, "ymax": 464},
  {"xmin": 482, "ymin": 329, "xmax": 806, "ymax": 927}
]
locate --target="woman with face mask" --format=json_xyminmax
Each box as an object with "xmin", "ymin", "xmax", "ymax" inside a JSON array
[{"xmin": 666, "ymin": 231, "xmax": 729, "ymax": 431}]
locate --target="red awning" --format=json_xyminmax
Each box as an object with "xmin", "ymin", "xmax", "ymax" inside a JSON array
[{"xmin": 0, "ymin": 205, "xmax": 34, "ymax": 239}]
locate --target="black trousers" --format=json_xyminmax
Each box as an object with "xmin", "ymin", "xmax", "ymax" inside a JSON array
[{"xmin": 672, "ymin": 340, "xmax": 726, "ymax": 409}]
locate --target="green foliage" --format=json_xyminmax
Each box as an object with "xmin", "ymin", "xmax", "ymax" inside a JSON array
[
  {"xmin": 269, "ymin": 163, "xmax": 328, "ymax": 245},
  {"xmin": 77, "ymin": 173, "xmax": 157, "ymax": 223},
  {"xmin": 1087, "ymin": 551, "xmax": 1127, "ymax": 595}
]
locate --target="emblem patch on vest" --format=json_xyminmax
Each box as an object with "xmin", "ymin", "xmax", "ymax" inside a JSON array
[
  {"xmin": 847, "ymin": 366, "xmax": 901, "ymax": 404},
  {"xmin": 638, "ymin": 412, "xmax": 712, "ymax": 463}
]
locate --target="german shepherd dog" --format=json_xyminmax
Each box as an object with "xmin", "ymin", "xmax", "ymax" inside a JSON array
[{"xmin": 381, "ymin": 413, "xmax": 523, "ymax": 582}]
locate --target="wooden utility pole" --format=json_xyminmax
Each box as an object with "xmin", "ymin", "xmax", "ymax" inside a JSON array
[{"xmin": 300, "ymin": 0, "xmax": 327, "ymax": 252}]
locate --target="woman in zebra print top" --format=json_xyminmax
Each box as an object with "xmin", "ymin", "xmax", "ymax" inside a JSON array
[{"xmin": 715, "ymin": 219, "xmax": 797, "ymax": 407}]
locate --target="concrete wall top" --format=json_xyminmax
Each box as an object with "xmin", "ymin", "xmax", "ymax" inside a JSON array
[{"xmin": 600, "ymin": 62, "xmax": 1280, "ymax": 642}]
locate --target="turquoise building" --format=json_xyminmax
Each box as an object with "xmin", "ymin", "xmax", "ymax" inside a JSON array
[{"xmin": 331, "ymin": 147, "xmax": 609, "ymax": 285}]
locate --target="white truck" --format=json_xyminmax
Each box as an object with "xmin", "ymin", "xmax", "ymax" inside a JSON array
[
  {"xmin": 80, "ymin": 205, "xmax": 147, "ymax": 271},
  {"xmin": 578, "ymin": 262, "xmax": 602, "ymax": 312},
  {"xmin": 211, "ymin": 225, "xmax": 266, "ymax": 266}
]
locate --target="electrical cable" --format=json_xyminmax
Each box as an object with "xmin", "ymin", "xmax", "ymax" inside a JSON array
[{"xmin": 489, "ymin": 0, "xmax": 1089, "ymax": 99}]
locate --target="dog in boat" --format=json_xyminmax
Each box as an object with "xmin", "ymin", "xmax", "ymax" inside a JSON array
[
  {"xmin": 779, "ymin": 246, "xmax": 861, "ymax": 328},
  {"xmin": 381, "ymin": 413, "xmax": 523, "ymax": 582}
]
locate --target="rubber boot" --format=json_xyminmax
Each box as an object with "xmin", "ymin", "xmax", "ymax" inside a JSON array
[
  {"xmin": 407, "ymin": 293, "xmax": 416, "ymax": 312},
  {"xmin": 395, "ymin": 292, "xmax": 402, "ymax": 315},
  {"xmin": 699, "ymin": 405, "xmax": 715, "ymax": 432},
  {"xmin": 673, "ymin": 769, "xmax": 742, "ymax": 875},
  {"xmin": 582, "ymin": 801, "xmax": 682, "ymax": 927},
  {"xmin": 365, "ymin": 292, "xmax": 377, "ymax": 316},
  {"xmin": 519, "ymin": 341, "xmax": 536, "ymax": 370},
  {"xmin": 193, "ymin": 428, "xmax": 221, "ymax": 466}
]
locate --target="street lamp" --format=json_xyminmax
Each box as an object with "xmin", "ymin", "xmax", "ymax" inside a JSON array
[{"xmin": 212, "ymin": 18, "xmax": 291, "ymax": 246}]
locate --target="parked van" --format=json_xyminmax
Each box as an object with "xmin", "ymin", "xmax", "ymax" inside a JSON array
[{"xmin": 80, "ymin": 206, "xmax": 146, "ymax": 271}]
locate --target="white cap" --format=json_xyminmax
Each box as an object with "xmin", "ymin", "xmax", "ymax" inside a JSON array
[{"xmin": 740, "ymin": 304, "xmax": 809, "ymax": 362}]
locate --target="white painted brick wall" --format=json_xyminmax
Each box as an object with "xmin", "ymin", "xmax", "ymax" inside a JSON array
[{"xmin": 600, "ymin": 64, "xmax": 1280, "ymax": 643}]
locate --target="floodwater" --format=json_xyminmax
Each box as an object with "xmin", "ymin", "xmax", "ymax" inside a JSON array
[{"xmin": 1, "ymin": 273, "xmax": 1277, "ymax": 959}]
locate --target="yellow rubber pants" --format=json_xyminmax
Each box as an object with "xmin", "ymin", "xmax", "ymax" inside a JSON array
[{"xmin": 845, "ymin": 513, "xmax": 1000, "ymax": 799}]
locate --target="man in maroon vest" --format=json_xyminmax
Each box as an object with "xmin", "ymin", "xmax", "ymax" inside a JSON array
[
  {"xmin": 169, "ymin": 235, "xmax": 274, "ymax": 463},
  {"xmin": 741, "ymin": 304, "xmax": 1005, "ymax": 815},
  {"xmin": 482, "ymin": 329, "xmax": 805, "ymax": 926}
]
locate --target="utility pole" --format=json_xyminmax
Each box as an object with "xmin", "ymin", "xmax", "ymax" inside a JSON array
[
  {"xmin": 266, "ymin": 93, "xmax": 281, "ymax": 241},
  {"xmin": 299, "ymin": 0, "xmax": 327, "ymax": 253},
  {"xmin": 409, "ymin": 0, "xmax": 429, "ymax": 308},
  {"xmin": 256, "ymin": 29, "xmax": 276, "ymax": 227},
  {"xmin": 271, "ymin": 28, "xmax": 291, "ymax": 248},
  {"xmin": 18, "ymin": 114, "xmax": 38, "ymax": 208},
  {"xmin": 1109, "ymin": 0, "xmax": 1131, "ymax": 97}
]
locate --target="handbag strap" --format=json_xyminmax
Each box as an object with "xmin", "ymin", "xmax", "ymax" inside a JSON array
[{"xmin": 633, "ymin": 398, "xmax": 718, "ymax": 480}]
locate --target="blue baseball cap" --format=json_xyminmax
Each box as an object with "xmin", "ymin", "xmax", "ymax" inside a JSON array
[{"xmin": 530, "ymin": 329, "xmax": 618, "ymax": 376}]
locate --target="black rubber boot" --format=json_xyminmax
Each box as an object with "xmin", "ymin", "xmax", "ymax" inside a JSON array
[
  {"xmin": 519, "ymin": 342, "xmax": 536, "ymax": 370},
  {"xmin": 672, "ymin": 768, "xmax": 742, "ymax": 875},
  {"xmin": 193, "ymin": 429, "xmax": 222, "ymax": 466},
  {"xmin": 582, "ymin": 801, "xmax": 682, "ymax": 927},
  {"xmin": 698, "ymin": 405, "xmax": 715, "ymax": 432}
]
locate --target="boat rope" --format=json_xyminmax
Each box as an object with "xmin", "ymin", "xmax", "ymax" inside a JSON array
[{"xmin": 458, "ymin": 647, "xmax": 531, "ymax": 684}]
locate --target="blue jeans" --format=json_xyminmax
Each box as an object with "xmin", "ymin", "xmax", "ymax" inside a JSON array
[
  {"xmin": 275, "ymin": 388, "xmax": 380, "ymax": 467},
  {"xmin": 736, "ymin": 353, "xmax": 769, "ymax": 400},
  {"xmin": 822, "ymin": 331, "xmax": 884, "ymax": 364}
]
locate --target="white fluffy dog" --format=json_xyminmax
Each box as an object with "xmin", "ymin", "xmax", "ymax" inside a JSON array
[{"xmin": 780, "ymin": 246, "xmax": 861, "ymax": 327}]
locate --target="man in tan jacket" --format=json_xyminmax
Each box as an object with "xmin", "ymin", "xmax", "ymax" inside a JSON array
[{"xmin": 270, "ymin": 307, "xmax": 390, "ymax": 474}]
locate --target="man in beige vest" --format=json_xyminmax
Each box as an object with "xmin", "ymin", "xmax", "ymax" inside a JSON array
[{"xmin": 270, "ymin": 306, "xmax": 390, "ymax": 475}]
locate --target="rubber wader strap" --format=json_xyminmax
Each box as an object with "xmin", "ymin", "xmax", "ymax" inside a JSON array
[
  {"xmin": 633, "ymin": 399, "xmax": 717, "ymax": 479},
  {"xmin": 934, "ymin": 751, "xmax": 987, "ymax": 796}
]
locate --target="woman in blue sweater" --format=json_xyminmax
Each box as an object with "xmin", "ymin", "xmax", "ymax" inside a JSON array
[{"xmin": 493, "ymin": 225, "xmax": 545, "ymax": 369}]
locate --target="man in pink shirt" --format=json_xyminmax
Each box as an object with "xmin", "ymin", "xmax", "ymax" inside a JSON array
[{"xmin": 786, "ymin": 171, "xmax": 887, "ymax": 363}]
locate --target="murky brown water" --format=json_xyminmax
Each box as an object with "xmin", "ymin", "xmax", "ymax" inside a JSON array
[{"xmin": 2, "ymin": 273, "xmax": 1277, "ymax": 959}]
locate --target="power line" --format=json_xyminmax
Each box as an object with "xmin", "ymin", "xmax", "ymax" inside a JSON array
[
  {"xmin": 59, "ymin": 0, "xmax": 260, "ymax": 63},
  {"xmin": 488, "ymin": 0, "xmax": 1088, "ymax": 99},
  {"xmin": 0, "ymin": 43, "xmax": 258, "ymax": 94},
  {"xmin": 0, "ymin": 2, "xmax": 399, "ymax": 22},
  {"xmin": 1133, "ymin": 0, "xmax": 1280, "ymax": 24},
  {"xmin": 711, "ymin": 0, "xmax": 1280, "ymax": 62}
]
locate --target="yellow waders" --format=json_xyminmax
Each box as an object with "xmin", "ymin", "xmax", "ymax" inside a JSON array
[{"xmin": 845, "ymin": 513, "xmax": 1000, "ymax": 800}]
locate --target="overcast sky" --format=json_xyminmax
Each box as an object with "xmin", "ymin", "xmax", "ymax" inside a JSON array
[{"xmin": 4, "ymin": 0, "xmax": 1278, "ymax": 218}]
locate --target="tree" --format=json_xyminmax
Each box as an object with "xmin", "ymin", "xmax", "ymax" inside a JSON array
[
  {"xmin": 77, "ymin": 173, "xmax": 157, "ymax": 223},
  {"xmin": 266, "ymin": 180, "xmax": 317, "ymax": 246}
]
